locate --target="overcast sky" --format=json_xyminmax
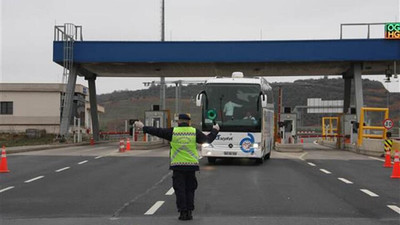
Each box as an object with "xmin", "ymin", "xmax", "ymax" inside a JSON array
[{"xmin": 1, "ymin": 0, "xmax": 399, "ymax": 94}]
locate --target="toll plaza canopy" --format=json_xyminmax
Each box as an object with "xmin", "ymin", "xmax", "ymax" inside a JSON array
[
  {"xmin": 53, "ymin": 39, "xmax": 400, "ymax": 78},
  {"xmin": 52, "ymin": 37, "xmax": 400, "ymax": 140}
]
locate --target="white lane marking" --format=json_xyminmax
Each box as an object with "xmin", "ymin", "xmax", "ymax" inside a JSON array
[
  {"xmin": 78, "ymin": 160, "xmax": 88, "ymax": 165},
  {"xmin": 387, "ymin": 205, "xmax": 400, "ymax": 214},
  {"xmin": 25, "ymin": 176, "xmax": 44, "ymax": 183},
  {"xmin": 144, "ymin": 201, "xmax": 165, "ymax": 215},
  {"xmin": 368, "ymin": 156, "xmax": 385, "ymax": 162},
  {"xmin": 0, "ymin": 186, "xmax": 15, "ymax": 193},
  {"xmin": 360, "ymin": 189, "xmax": 379, "ymax": 197},
  {"xmin": 96, "ymin": 151, "xmax": 118, "ymax": 158},
  {"xmin": 320, "ymin": 169, "xmax": 332, "ymax": 174},
  {"xmin": 338, "ymin": 177, "xmax": 353, "ymax": 184},
  {"xmin": 308, "ymin": 162, "xmax": 316, "ymax": 167},
  {"xmin": 165, "ymin": 187, "xmax": 174, "ymax": 195},
  {"xmin": 55, "ymin": 167, "xmax": 70, "ymax": 172},
  {"xmin": 299, "ymin": 152, "xmax": 308, "ymax": 161}
]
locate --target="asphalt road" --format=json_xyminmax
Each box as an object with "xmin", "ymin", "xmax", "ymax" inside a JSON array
[{"xmin": 0, "ymin": 141, "xmax": 399, "ymax": 225}]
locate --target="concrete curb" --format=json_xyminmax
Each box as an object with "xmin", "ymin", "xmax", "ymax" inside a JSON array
[
  {"xmin": 4, "ymin": 141, "xmax": 111, "ymax": 154},
  {"xmin": 275, "ymin": 143, "xmax": 304, "ymax": 152}
]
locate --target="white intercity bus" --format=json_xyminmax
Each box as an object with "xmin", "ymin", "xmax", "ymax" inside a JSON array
[{"xmin": 196, "ymin": 72, "xmax": 275, "ymax": 164}]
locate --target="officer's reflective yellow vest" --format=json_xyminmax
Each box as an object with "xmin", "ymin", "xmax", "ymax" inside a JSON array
[{"xmin": 170, "ymin": 127, "xmax": 199, "ymax": 166}]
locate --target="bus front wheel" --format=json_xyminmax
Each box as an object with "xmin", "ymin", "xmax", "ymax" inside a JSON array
[{"xmin": 255, "ymin": 157, "xmax": 264, "ymax": 164}]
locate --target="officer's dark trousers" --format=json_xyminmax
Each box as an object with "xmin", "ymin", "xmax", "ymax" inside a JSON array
[{"xmin": 172, "ymin": 170, "xmax": 198, "ymax": 212}]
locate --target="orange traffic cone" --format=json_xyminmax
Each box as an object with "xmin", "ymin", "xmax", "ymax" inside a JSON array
[
  {"xmin": 0, "ymin": 146, "xmax": 10, "ymax": 173},
  {"xmin": 390, "ymin": 151, "xmax": 400, "ymax": 179},
  {"xmin": 119, "ymin": 139, "xmax": 125, "ymax": 153},
  {"xmin": 384, "ymin": 150, "xmax": 392, "ymax": 168},
  {"xmin": 126, "ymin": 138, "xmax": 131, "ymax": 151}
]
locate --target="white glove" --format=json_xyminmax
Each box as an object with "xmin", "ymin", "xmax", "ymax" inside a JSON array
[
  {"xmin": 212, "ymin": 123, "xmax": 220, "ymax": 131},
  {"xmin": 134, "ymin": 121, "xmax": 144, "ymax": 130}
]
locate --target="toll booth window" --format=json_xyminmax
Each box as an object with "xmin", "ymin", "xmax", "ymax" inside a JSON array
[
  {"xmin": 284, "ymin": 120, "xmax": 293, "ymax": 132},
  {"xmin": 0, "ymin": 102, "xmax": 13, "ymax": 115}
]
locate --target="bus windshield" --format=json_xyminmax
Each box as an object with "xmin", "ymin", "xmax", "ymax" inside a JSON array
[{"xmin": 202, "ymin": 83, "xmax": 262, "ymax": 132}]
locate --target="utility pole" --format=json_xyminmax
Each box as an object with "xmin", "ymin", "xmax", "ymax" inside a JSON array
[
  {"xmin": 161, "ymin": 0, "xmax": 165, "ymax": 42},
  {"xmin": 160, "ymin": 0, "xmax": 166, "ymax": 110}
]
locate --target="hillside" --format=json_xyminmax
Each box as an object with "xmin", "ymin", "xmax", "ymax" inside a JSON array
[{"xmin": 97, "ymin": 78, "xmax": 399, "ymax": 132}]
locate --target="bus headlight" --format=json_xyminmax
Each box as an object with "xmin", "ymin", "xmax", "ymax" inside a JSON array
[
  {"xmin": 252, "ymin": 143, "xmax": 260, "ymax": 149},
  {"xmin": 203, "ymin": 143, "xmax": 214, "ymax": 148}
]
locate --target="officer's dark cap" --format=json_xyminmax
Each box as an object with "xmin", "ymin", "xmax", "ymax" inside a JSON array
[{"xmin": 178, "ymin": 113, "xmax": 191, "ymax": 120}]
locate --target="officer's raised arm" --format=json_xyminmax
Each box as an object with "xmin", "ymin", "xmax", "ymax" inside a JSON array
[
  {"xmin": 134, "ymin": 120, "xmax": 173, "ymax": 141},
  {"xmin": 196, "ymin": 123, "xmax": 219, "ymax": 144}
]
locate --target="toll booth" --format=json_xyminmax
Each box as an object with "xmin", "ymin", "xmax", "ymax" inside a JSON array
[
  {"xmin": 341, "ymin": 114, "xmax": 357, "ymax": 145},
  {"xmin": 279, "ymin": 113, "xmax": 297, "ymax": 144},
  {"xmin": 145, "ymin": 110, "xmax": 169, "ymax": 142}
]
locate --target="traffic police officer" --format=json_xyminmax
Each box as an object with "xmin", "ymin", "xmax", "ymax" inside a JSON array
[{"xmin": 135, "ymin": 113, "xmax": 219, "ymax": 220}]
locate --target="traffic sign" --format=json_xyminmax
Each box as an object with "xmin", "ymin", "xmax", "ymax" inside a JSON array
[{"xmin": 383, "ymin": 119, "xmax": 394, "ymax": 129}]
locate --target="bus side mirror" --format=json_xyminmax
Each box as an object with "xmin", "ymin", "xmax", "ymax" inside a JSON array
[
  {"xmin": 196, "ymin": 93, "xmax": 203, "ymax": 107},
  {"xmin": 261, "ymin": 94, "xmax": 267, "ymax": 108},
  {"xmin": 196, "ymin": 90, "xmax": 207, "ymax": 107}
]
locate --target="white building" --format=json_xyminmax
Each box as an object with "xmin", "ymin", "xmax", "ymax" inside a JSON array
[{"xmin": 0, "ymin": 83, "xmax": 104, "ymax": 134}]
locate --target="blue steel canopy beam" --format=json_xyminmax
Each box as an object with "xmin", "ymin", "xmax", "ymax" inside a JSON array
[
  {"xmin": 53, "ymin": 40, "xmax": 400, "ymax": 77},
  {"xmin": 53, "ymin": 40, "xmax": 400, "ymax": 63}
]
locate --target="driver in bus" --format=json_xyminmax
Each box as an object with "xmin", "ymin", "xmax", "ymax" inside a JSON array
[{"xmin": 243, "ymin": 111, "xmax": 255, "ymax": 120}]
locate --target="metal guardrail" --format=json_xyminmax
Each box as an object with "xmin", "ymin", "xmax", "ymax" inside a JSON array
[
  {"xmin": 340, "ymin": 23, "xmax": 386, "ymax": 39},
  {"xmin": 99, "ymin": 131, "xmax": 130, "ymax": 141},
  {"xmin": 322, "ymin": 117, "xmax": 340, "ymax": 141},
  {"xmin": 357, "ymin": 107, "xmax": 389, "ymax": 146},
  {"xmin": 54, "ymin": 23, "xmax": 83, "ymax": 41}
]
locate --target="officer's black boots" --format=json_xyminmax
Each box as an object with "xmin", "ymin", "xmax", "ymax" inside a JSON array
[
  {"xmin": 187, "ymin": 210, "xmax": 193, "ymax": 220},
  {"xmin": 178, "ymin": 210, "xmax": 193, "ymax": 220},
  {"xmin": 178, "ymin": 211, "xmax": 187, "ymax": 220}
]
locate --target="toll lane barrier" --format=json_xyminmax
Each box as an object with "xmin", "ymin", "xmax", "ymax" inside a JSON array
[{"xmin": 99, "ymin": 131, "xmax": 130, "ymax": 141}]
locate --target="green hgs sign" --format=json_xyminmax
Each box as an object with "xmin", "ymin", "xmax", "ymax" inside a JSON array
[{"xmin": 385, "ymin": 23, "xmax": 400, "ymax": 39}]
